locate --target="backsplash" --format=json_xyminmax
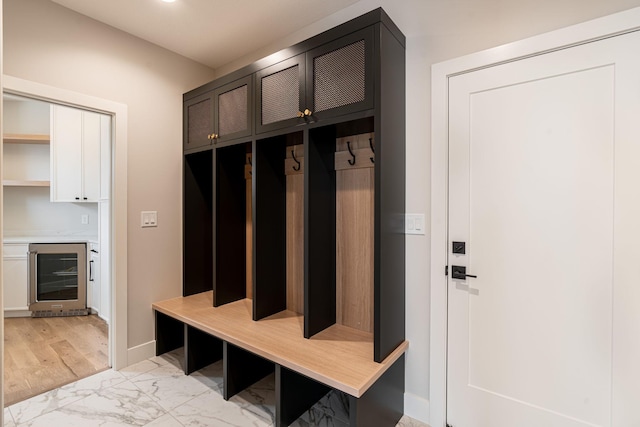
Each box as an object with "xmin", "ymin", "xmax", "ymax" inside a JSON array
[{"xmin": 3, "ymin": 186, "xmax": 99, "ymax": 237}]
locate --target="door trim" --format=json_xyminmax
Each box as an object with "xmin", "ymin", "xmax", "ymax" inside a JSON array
[
  {"xmin": 3, "ymin": 74, "xmax": 129, "ymax": 371},
  {"xmin": 430, "ymin": 7, "xmax": 640, "ymax": 427}
]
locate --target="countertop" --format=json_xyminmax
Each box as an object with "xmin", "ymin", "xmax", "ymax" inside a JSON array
[{"xmin": 3, "ymin": 235, "xmax": 98, "ymax": 244}]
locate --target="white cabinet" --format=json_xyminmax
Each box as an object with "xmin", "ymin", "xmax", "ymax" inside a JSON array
[
  {"xmin": 100, "ymin": 116, "xmax": 111, "ymax": 200},
  {"xmin": 3, "ymin": 243, "xmax": 29, "ymax": 312},
  {"xmin": 88, "ymin": 242, "xmax": 100, "ymax": 314},
  {"xmin": 50, "ymin": 105, "xmax": 109, "ymax": 202},
  {"xmin": 99, "ymin": 202, "xmax": 110, "ymax": 323}
]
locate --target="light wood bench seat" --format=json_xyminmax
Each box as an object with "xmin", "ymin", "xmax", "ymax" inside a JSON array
[
  {"xmin": 152, "ymin": 290, "xmax": 408, "ymax": 397},
  {"xmin": 152, "ymin": 291, "xmax": 408, "ymax": 427}
]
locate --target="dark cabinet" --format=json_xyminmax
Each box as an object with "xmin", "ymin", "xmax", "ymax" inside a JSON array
[
  {"xmin": 180, "ymin": 10, "xmax": 406, "ymax": 425},
  {"xmin": 183, "ymin": 7, "xmax": 405, "ymax": 361},
  {"xmin": 255, "ymin": 54, "xmax": 306, "ymax": 134},
  {"xmin": 184, "ymin": 77, "xmax": 252, "ymax": 151},
  {"xmin": 213, "ymin": 76, "xmax": 253, "ymax": 143},
  {"xmin": 255, "ymin": 27, "xmax": 375, "ymax": 134},
  {"xmin": 183, "ymin": 92, "xmax": 214, "ymax": 151},
  {"xmin": 305, "ymin": 27, "xmax": 374, "ymax": 121}
]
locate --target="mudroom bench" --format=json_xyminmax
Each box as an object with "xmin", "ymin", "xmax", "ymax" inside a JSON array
[{"xmin": 153, "ymin": 291, "xmax": 408, "ymax": 427}]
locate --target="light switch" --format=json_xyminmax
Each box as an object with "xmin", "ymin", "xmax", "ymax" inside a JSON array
[
  {"xmin": 405, "ymin": 213, "xmax": 425, "ymax": 235},
  {"xmin": 141, "ymin": 211, "xmax": 158, "ymax": 228}
]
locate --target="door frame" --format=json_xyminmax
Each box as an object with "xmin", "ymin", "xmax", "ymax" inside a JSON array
[
  {"xmin": 430, "ymin": 7, "xmax": 640, "ymax": 427},
  {"xmin": 2, "ymin": 75, "xmax": 129, "ymax": 371}
]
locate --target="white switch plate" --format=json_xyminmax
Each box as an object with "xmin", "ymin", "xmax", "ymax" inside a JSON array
[
  {"xmin": 81, "ymin": 214, "xmax": 89, "ymax": 225},
  {"xmin": 141, "ymin": 211, "xmax": 158, "ymax": 228},
  {"xmin": 405, "ymin": 213, "xmax": 425, "ymax": 235}
]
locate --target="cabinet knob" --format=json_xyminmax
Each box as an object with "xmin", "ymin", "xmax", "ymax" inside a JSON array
[
  {"xmin": 304, "ymin": 109, "xmax": 313, "ymax": 117},
  {"xmin": 207, "ymin": 134, "xmax": 212, "ymax": 140},
  {"xmin": 296, "ymin": 111, "xmax": 305, "ymax": 118},
  {"xmin": 212, "ymin": 133, "xmax": 219, "ymax": 139}
]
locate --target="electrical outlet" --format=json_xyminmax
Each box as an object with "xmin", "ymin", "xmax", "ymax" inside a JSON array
[
  {"xmin": 141, "ymin": 211, "xmax": 158, "ymax": 228},
  {"xmin": 81, "ymin": 214, "xmax": 89, "ymax": 225}
]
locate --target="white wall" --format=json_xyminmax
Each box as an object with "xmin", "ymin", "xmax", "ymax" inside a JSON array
[
  {"xmin": 3, "ymin": 188, "xmax": 98, "ymax": 237},
  {"xmin": 3, "ymin": 0, "xmax": 216, "ymax": 349},
  {"xmin": 214, "ymin": 0, "xmax": 640, "ymax": 422},
  {"xmin": 3, "ymin": 97, "xmax": 49, "ymax": 134}
]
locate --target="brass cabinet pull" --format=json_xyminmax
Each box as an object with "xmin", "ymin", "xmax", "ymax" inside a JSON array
[
  {"xmin": 304, "ymin": 109, "xmax": 312, "ymax": 117},
  {"xmin": 296, "ymin": 111, "xmax": 305, "ymax": 118}
]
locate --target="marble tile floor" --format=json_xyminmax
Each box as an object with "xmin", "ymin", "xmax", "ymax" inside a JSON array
[{"xmin": 3, "ymin": 348, "xmax": 428, "ymax": 427}]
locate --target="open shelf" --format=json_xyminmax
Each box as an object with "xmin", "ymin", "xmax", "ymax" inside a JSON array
[
  {"xmin": 3, "ymin": 134, "xmax": 50, "ymax": 144},
  {"xmin": 2, "ymin": 180, "xmax": 50, "ymax": 187}
]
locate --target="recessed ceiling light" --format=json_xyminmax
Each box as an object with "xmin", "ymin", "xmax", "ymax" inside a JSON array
[{"xmin": 161, "ymin": 0, "xmax": 176, "ymax": 3}]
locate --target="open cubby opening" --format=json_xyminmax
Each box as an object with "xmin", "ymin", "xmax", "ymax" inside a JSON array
[
  {"xmin": 184, "ymin": 150, "xmax": 213, "ymax": 296},
  {"xmin": 254, "ymin": 131, "xmax": 305, "ymax": 321},
  {"xmin": 305, "ymin": 117, "xmax": 375, "ymax": 339},
  {"xmin": 214, "ymin": 142, "xmax": 251, "ymax": 306}
]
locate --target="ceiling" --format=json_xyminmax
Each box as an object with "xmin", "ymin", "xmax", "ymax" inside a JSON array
[{"xmin": 49, "ymin": 0, "xmax": 361, "ymax": 70}]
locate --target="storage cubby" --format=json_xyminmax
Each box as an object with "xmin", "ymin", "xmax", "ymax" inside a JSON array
[
  {"xmin": 214, "ymin": 142, "xmax": 251, "ymax": 306},
  {"xmin": 254, "ymin": 132, "xmax": 304, "ymax": 320},
  {"xmin": 305, "ymin": 118, "xmax": 376, "ymax": 339},
  {"xmin": 163, "ymin": 8, "xmax": 406, "ymax": 426},
  {"xmin": 184, "ymin": 150, "xmax": 213, "ymax": 296}
]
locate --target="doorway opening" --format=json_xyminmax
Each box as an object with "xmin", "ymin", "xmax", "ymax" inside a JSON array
[{"xmin": 2, "ymin": 93, "xmax": 112, "ymax": 406}]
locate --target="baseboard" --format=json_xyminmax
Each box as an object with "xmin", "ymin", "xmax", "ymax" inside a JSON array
[
  {"xmin": 125, "ymin": 340, "xmax": 156, "ymax": 367},
  {"xmin": 4, "ymin": 309, "xmax": 31, "ymax": 318},
  {"xmin": 404, "ymin": 392, "xmax": 430, "ymax": 425}
]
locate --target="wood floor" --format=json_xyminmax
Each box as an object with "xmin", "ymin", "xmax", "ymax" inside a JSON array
[{"xmin": 3, "ymin": 315, "xmax": 109, "ymax": 407}]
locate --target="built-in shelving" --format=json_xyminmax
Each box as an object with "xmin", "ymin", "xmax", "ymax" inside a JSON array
[
  {"xmin": 3, "ymin": 134, "xmax": 50, "ymax": 144},
  {"xmin": 2, "ymin": 180, "xmax": 50, "ymax": 187},
  {"xmin": 159, "ymin": 8, "xmax": 406, "ymax": 427}
]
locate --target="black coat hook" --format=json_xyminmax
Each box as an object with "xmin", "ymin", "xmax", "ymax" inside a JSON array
[
  {"xmin": 347, "ymin": 140, "xmax": 356, "ymax": 166},
  {"xmin": 292, "ymin": 150, "xmax": 301, "ymax": 171},
  {"xmin": 369, "ymin": 138, "xmax": 374, "ymax": 163}
]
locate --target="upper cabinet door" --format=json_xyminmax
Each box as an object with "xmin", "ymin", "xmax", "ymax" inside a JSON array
[
  {"xmin": 213, "ymin": 76, "xmax": 253, "ymax": 144},
  {"xmin": 256, "ymin": 54, "xmax": 306, "ymax": 134},
  {"xmin": 50, "ymin": 105, "xmax": 83, "ymax": 202},
  {"xmin": 100, "ymin": 115, "xmax": 111, "ymax": 200},
  {"xmin": 306, "ymin": 27, "xmax": 375, "ymax": 121},
  {"xmin": 184, "ymin": 92, "xmax": 215, "ymax": 151},
  {"xmin": 51, "ymin": 105, "xmax": 107, "ymax": 203},
  {"xmin": 82, "ymin": 111, "xmax": 101, "ymax": 202}
]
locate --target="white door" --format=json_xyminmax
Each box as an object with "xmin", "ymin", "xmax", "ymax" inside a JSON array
[{"xmin": 447, "ymin": 31, "xmax": 640, "ymax": 427}]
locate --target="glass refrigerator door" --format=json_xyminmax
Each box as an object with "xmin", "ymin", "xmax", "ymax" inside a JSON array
[{"xmin": 36, "ymin": 253, "xmax": 79, "ymax": 301}]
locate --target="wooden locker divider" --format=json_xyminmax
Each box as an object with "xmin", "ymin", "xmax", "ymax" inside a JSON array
[
  {"xmin": 285, "ymin": 144, "xmax": 304, "ymax": 314},
  {"xmin": 245, "ymin": 152, "xmax": 253, "ymax": 299},
  {"xmin": 335, "ymin": 133, "xmax": 375, "ymax": 333},
  {"xmin": 183, "ymin": 150, "xmax": 213, "ymax": 296},
  {"xmin": 214, "ymin": 143, "xmax": 249, "ymax": 306}
]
